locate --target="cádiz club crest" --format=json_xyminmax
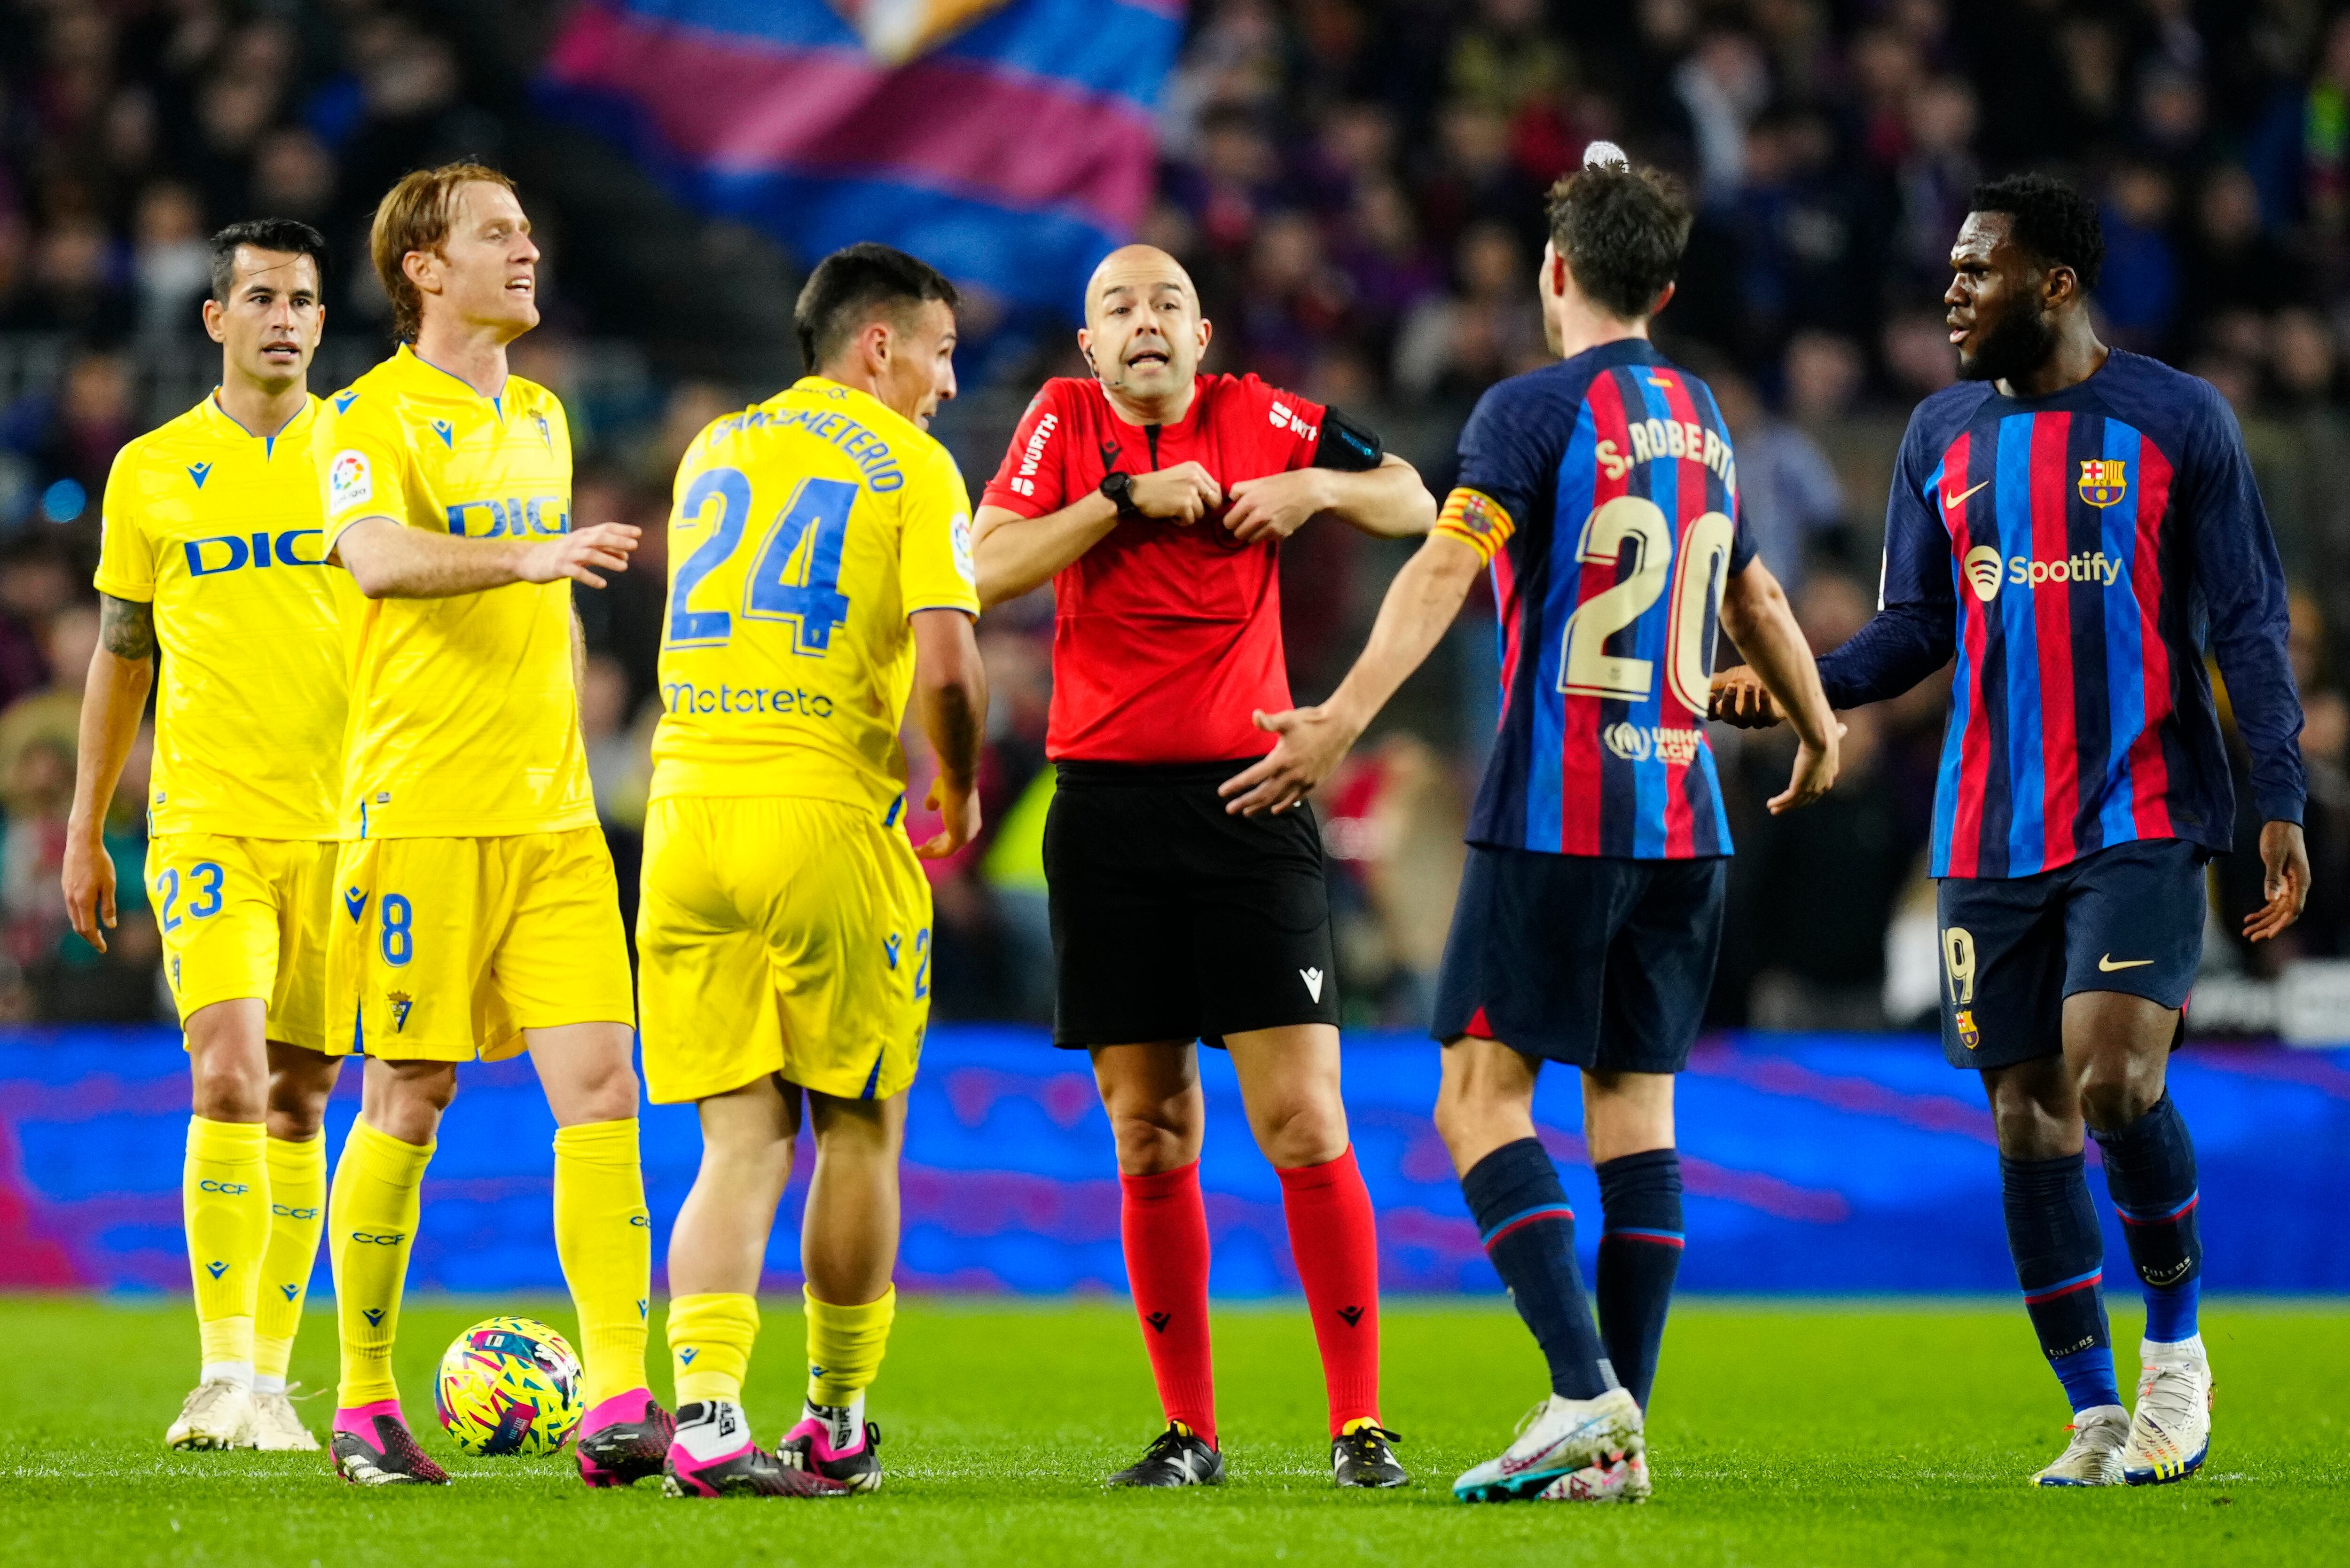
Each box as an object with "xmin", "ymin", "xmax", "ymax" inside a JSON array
[{"xmin": 2077, "ymin": 459, "xmax": 2129, "ymax": 508}]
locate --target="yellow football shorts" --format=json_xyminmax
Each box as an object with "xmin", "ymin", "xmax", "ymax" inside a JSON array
[
  {"xmin": 637, "ymin": 796, "xmax": 933, "ymax": 1105},
  {"xmin": 147, "ymin": 834, "xmax": 337, "ymax": 1048},
  {"xmin": 324, "ymin": 826, "xmax": 635, "ymax": 1062}
]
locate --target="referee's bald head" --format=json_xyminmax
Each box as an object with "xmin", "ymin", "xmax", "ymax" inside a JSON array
[
  {"xmin": 1085, "ymin": 245, "xmax": 1201, "ymax": 323},
  {"xmin": 1080, "ymin": 244, "xmax": 1213, "ymax": 412}
]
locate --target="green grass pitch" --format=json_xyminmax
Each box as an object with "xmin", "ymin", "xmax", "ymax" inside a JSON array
[{"xmin": 4, "ymin": 1296, "xmax": 2343, "ymax": 1565}]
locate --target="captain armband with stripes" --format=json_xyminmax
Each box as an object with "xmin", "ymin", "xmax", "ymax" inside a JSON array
[{"xmin": 1433, "ymin": 487, "xmax": 1516, "ymax": 564}]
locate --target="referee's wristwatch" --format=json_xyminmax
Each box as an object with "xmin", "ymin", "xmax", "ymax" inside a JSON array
[{"xmin": 1099, "ymin": 469, "xmax": 1142, "ymax": 520}]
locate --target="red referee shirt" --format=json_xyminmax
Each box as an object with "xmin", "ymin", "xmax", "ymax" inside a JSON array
[{"xmin": 981, "ymin": 372, "xmax": 1334, "ymax": 764}]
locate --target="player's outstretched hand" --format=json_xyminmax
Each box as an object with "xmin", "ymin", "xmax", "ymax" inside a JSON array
[
  {"xmin": 61, "ymin": 831, "xmax": 116, "ymax": 954},
  {"xmin": 1766, "ymin": 723, "xmax": 1845, "ymax": 815},
  {"xmin": 1220, "ymin": 706, "xmax": 1357, "ymax": 816},
  {"xmin": 915, "ymin": 769, "xmax": 982, "ymax": 860},
  {"xmin": 2243, "ymin": 819, "xmax": 2311, "ymax": 942},
  {"xmin": 521, "ymin": 522, "xmax": 640, "ymax": 588},
  {"xmin": 1129, "ymin": 462, "xmax": 1222, "ymax": 526},
  {"xmin": 1223, "ymin": 470, "xmax": 1329, "ymax": 544},
  {"xmin": 1708, "ymin": 666, "xmax": 1783, "ymax": 728}
]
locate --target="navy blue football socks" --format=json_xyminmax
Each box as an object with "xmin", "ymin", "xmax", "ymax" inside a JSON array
[
  {"xmin": 2001, "ymin": 1152, "xmax": 2121, "ymax": 1411},
  {"xmin": 1595, "ymin": 1148, "xmax": 1684, "ymax": 1411},
  {"xmin": 2091, "ymin": 1093, "xmax": 2204, "ymax": 1344},
  {"xmin": 1461, "ymin": 1138, "xmax": 1613, "ymax": 1401}
]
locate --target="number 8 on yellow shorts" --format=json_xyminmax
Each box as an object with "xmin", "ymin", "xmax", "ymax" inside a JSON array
[
  {"xmin": 323, "ymin": 825, "xmax": 636, "ymax": 1061},
  {"xmin": 637, "ymin": 796, "xmax": 932, "ymax": 1105}
]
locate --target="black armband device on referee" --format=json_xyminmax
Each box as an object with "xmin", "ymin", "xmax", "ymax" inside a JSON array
[{"xmin": 1311, "ymin": 407, "xmax": 1384, "ymax": 472}]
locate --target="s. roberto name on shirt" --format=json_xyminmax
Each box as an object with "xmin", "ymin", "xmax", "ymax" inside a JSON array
[
  {"xmin": 662, "ymin": 681, "xmax": 838, "ymax": 721},
  {"xmin": 1589, "ymin": 411, "xmax": 1739, "ymax": 491},
  {"xmin": 1594, "ymin": 416, "xmax": 1738, "ymax": 493}
]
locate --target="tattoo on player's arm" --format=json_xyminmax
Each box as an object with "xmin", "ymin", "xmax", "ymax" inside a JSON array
[{"xmin": 99, "ymin": 594, "xmax": 156, "ymax": 661}]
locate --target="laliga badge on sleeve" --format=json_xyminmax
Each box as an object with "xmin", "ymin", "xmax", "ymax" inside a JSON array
[
  {"xmin": 329, "ymin": 449, "xmax": 373, "ymax": 515},
  {"xmin": 950, "ymin": 511, "xmax": 976, "ymax": 588}
]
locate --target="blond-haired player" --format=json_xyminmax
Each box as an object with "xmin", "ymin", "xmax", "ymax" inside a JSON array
[
  {"xmin": 313, "ymin": 164, "xmax": 661, "ymax": 1486},
  {"xmin": 65, "ymin": 219, "xmax": 349, "ymax": 1454},
  {"xmin": 650, "ymin": 243, "xmax": 985, "ymax": 1498}
]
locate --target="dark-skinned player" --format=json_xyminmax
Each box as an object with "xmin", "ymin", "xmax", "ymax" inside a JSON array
[{"xmin": 1713, "ymin": 174, "xmax": 2309, "ymax": 1488}]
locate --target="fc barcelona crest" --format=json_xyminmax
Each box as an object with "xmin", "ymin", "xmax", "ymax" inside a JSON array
[
  {"xmin": 2078, "ymin": 459, "xmax": 2129, "ymax": 508},
  {"xmin": 1955, "ymin": 1008, "xmax": 1981, "ymax": 1051}
]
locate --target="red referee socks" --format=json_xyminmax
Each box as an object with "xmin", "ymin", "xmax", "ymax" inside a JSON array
[
  {"xmin": 1277, "ymin": 1145, "xmax": 1383, "ymax": 1435},
  {"xmin": 1120, "ymin": 1161, "xmax": 1217, "ymax": 1448}
]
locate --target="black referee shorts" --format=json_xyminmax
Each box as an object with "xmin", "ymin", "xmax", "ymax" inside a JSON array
[{"xmin": 1045, "ymin": 760, "xmax": 1341, "ymax": 1049}]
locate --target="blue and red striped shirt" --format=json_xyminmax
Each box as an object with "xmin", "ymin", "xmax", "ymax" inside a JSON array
[
  {"xmin": 1817, "ymin": 351, "xmax": 2304, "ymax": 879},
  {"xmin": 1446, "ymin": 340, "xmax": 1756, "ymax": 859}
]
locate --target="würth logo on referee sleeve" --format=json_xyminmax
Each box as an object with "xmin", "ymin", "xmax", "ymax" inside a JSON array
[
  {"xmin": 1003, "ymin": 412, "xmax": 1060, "ymax": 498},
  {"xmin": 1300, "ymin": 967, "xmax": 1324, "ymax": 1002}
]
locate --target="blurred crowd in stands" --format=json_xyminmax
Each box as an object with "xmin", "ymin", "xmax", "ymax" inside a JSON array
[{"xmin": 2, "ymin": 0, "xmax": 2348, "ymax": 1034}]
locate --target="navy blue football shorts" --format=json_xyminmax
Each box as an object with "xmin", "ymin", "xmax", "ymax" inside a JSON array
[
  {"xmin": 1935, "ymin": 836, "xmax": 2207, "ymax": 1071},
  {"xmin": 1431, "ymin": 844, "xmax": 1727, "ymax": 1073}
]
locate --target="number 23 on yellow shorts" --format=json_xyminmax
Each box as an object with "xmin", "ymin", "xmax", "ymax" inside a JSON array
[{"xmin": 148, "ymin": 833, "xmax": 337, "ymax": 1048}]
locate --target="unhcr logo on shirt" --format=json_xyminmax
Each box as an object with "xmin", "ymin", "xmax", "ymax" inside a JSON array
[{"xmin": 1603, "ymin": 722, "xmax": 1704, "ymax": 766}]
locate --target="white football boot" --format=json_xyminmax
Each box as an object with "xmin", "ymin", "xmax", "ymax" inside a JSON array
[
  {"xmin": 1453, "ymin": 1388, "xmax": 1644, "ymax": 1503},
  {"xmin": 165, "ymin": 1379, "xmax": 256, "ymax": 1450},
  {"xmin": 2031, "ymin": 1405, "xmax": 2128, "ymax": 1486},
  {"xmin": 1538, "ymin": 1448, "xmax": 1651, "ymax": 1503},
  {"xmin": 248, "ymin": 1386, "xmax": 321, "ymax": 1451},
  {"xmin": 2122, "ymin": 1336, "xmax": 2213, "ymax": 1485}
]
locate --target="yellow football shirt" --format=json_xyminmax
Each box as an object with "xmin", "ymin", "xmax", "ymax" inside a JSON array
[
  {"xmin": 651, "ymin": 376, "xmax": 980, "ymax": 814},
  {"xmin": 94, "ymin": 393, "xmax": 351, "ymax": 839},
  {"xmin": 315, "ymin": 344, "xmax": 595, "ymax": 839}
]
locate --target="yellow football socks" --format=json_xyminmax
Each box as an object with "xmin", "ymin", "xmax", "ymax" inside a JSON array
[
  {"xmin": 185, "ymin": 1116, "xmax": 268, "ymax": 1377},
  {"xmin": 552, "ymin": 1118, "xmax": 652, "ymax": 1407},
  {"xmin": 329, "ymin": 1117, "xmax": 432, "ymax": 1407},
  {"xmin": 253, "ymin": 1132, "xmax": 328, "ymax": 1386},
  {"xmin": 667, "ymin": 1292, "xmax": 759, "ymax": 1408},
  {"xmin": 805, "ymin": 1284, "xmax": 895, "ymax": 1407}
]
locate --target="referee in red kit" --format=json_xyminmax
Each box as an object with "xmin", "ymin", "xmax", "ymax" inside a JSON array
[{"xmin": 972, "ymin": 244, "xmax": 1435, "ymax": 1490}]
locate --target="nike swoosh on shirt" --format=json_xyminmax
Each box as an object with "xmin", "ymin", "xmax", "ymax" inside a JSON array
[
  {"xmin": 1941, "ymin": 480, "xmax": 1990, "ymax": 511},
  {"xmin": 2098, "ymin": 954, "xmax": 2155, "ymax": 972}
]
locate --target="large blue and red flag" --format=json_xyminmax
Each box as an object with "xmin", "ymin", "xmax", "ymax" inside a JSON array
[{"xmin": 540, "ymin": 0, "xmax": 1183, "ymax": 315}]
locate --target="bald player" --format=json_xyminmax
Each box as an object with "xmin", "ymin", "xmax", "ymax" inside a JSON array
[{"xmin": 971, "ymin": 245, "xmax": 1435, "ymax": 1490}]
